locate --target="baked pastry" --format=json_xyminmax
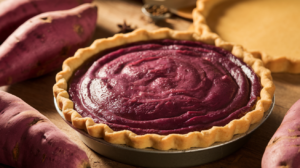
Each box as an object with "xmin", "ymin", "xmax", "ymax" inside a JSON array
[
  {"xmin": 192, "ymin": 0, "xmax": 300, "ymax": 73},
  {"xmin": 53, "ymin": 28, "xmax": 275, "ymax": 150}
]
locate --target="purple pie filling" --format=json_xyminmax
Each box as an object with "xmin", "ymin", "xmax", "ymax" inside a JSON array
[{"xmin": 68, "ymin": 39, "xmax": 261, "ymax": 135}]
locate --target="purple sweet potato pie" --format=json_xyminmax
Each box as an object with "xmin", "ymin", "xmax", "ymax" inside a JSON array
[{"xmin": 68, "ymin": 39, "xmax": 261, "ymax": 135}]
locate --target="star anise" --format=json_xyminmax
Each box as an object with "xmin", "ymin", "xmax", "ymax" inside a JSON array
[{"xmin": 117, "ymin": 20, "xmax": 136, "ymax": 33}]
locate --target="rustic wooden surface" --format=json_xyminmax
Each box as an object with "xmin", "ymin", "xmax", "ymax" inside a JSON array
[{"xmin": 0, "ymin": 0, "xmax": 300, "ymax": 168}]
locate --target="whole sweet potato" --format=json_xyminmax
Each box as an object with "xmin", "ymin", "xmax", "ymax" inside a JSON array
[
  {"xmin": 262, "ymin": 99, "xmax": 300, "ymax": 168},
  {"xmin": 0, "ymin": 90, "xmax": 90, "ymax": 168},
  {"xmin": 0, "ymin": 0, "xmax": 92, "ymax": 43},
  {"xmin": 0, "ymin": 3, "xmax": 97, "ymax": 86}
]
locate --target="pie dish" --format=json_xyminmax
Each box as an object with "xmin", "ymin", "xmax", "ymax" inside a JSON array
[
  {"xmin": 192, "ymin": 0, "xmax": 300, "ymax": 73},
  {"xmin": 53, "ymin": 28, "xmax": 275, "ymax": 150}
]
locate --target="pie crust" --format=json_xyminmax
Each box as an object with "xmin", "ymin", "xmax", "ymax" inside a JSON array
[
  {"xmin": 53, "ymin": 28, "xmax": 275, "ymax": 150},
  {"xmin": 192, "ymin": 0, "xmax": 300, "ymax": 73}
]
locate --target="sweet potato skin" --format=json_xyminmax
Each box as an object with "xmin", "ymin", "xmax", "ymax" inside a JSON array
[
  {"xmin": 0, "ymin": 0, "xmax": 92, "ymax": 43},
  {"xmin": 0, "ymin": 90, "xmax": 90, "ymax": 168},
  {"xmin": 0, "ymin": 3, "xmax": 97, "ymax": 86},
  {"xmin": 262, "ymin": 99, "xmax": 300, "ymax": 168}
]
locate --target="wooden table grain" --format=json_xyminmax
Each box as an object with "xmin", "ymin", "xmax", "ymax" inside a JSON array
[{"xmin": 1, "ymin": 0, "xmax": 299, "ymax": 168}]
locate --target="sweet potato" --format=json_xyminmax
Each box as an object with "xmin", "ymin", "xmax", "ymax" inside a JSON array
[
  {"xmin": 262, "ymin": 99, "xmax": 300, "ymax": 168},
  {"xmin": 0, "ymin": 0, "xmax": 92, "ymax": 43},
  {"xmin": 0, "ymin": 90, "xmax": 90, "ymax": 168},
  {"xmin": 0, "ymin": 3, "xmax": 97, "ymax": 86}
]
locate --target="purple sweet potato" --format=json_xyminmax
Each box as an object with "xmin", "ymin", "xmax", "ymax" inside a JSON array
[
  {"xmin": 0, "ymin": 3, "xmax": 97, "ymax": 86},
  {"xmin": 262, "ymin": 99, "xmax": 300, "ymax": 168},
  {"xmin": 0, "ymin": 0, "xmax": 92, "ymax": 43},
  {"xmin": 0, "ymin": 90, "xmax": 90, "ymax": 168}
]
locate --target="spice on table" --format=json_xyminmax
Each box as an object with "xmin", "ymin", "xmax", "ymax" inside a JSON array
[{"xmin": 117, "ymin": 20, "xmax": 136, "ymax": 33}]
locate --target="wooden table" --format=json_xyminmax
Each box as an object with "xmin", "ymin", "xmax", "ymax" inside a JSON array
[{"xmin": 1, "ymin": 0, "xmax": 300, "ymax": 168}]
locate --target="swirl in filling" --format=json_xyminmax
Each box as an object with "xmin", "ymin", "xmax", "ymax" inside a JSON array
[{"xmin": 69, "ymin": 39, "xmax": 261, "ymax": 135}]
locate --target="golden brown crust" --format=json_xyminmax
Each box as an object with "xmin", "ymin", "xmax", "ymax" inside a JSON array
[
  {"xmin": 192, "ymin": 0, "xmax": 300, "ymax": 73},
  {"xmin": 53, "ymin": 28, "xmax": 275, "ymax": 150}
]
